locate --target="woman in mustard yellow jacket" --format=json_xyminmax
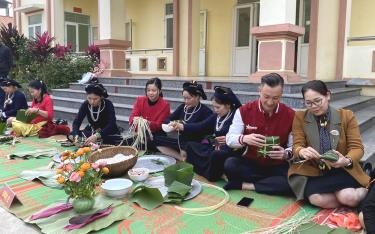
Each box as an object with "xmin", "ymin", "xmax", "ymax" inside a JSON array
[{"xmin": 288, "ymin": 80, "xmax": 370, "ymax": 208}]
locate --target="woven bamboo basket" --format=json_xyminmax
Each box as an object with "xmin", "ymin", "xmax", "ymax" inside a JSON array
[
  {"xmin": 99, "ymin": 144, "xmax": 114, "ymax": 149},
  {"xmin": 89, "ymin": 146, "xmax": 138, "ymax": 177}
]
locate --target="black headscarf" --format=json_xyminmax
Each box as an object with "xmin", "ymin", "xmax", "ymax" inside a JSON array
[
  {"xmin": 85, "ymin": 83, "xmax": 109, "ymax": 98},
  {"xmin": 182, "ymin": 81, "xmax": 207, "ymax": 100},
  {"xmin": 1, "ymin": 79, "xmax": 22, "ymax": 88},
  {"xmin": 213, "ymin": 86, "xmax": 242, "ymax": 109}
]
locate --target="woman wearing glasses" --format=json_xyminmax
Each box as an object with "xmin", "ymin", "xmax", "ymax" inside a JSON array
[
  {"xmin": 70, "ymin": 83, "xmax": 121, "ymax": 145},
  {"xmin": 288, "ymin": 80, "xmax": 369, "ymax": 208},
  {"xmin": 154, "ymin": 81, "xmax": 212, "ymax": 161},
  {"xmin": 172, "ymin": 86, "xmax": 242, "ymax": 181}
]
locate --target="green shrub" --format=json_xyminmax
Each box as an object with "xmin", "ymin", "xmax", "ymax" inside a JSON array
[{"xmin": 0, "ymin": 27, "xmax": 97, "ymax": 89}]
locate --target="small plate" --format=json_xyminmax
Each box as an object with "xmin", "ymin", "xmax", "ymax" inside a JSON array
[
  {"xmin": 133, "ymin": 155, "xmax": 176, "ymax": 173},
  {"xmin": 52, "ymin": 153, "xmax": 81, "ymax": 164},
  {"xmin": 144, "ymin": 176, "xmax": 202, "ymax": 200},
  {"xmin": 162, "ymin": 124, "xmax": 174, "ymax": 133}
]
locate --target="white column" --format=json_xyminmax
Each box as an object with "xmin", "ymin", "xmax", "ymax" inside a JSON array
[
  {"xmin": 250, "ymin": 0, "xmax": 303, "ymax": 83},
  {"xmin": 178, "ymin": 0, "xmax": 200, "ymax": 76},
  {"xmin": 96, "ymin": 0, "xmax": 131, "ymax": 77},
  {"xmin": 259, "ymin": 0, "xmax": 297, "ymax": 26},
  {"xmin": 51, "ymin": 0, "xmax": 64, "ymax": 44},
  {"xmin": 98, "ymin": 0, "xmax": 126, "ymax": 40}
]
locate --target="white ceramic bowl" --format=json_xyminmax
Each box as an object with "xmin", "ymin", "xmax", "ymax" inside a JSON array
[
  {"xmin": 101, "ymin": 178, "xmax": 133, "ymax": 198},
  {"xmin": 128, "ymin": 168, "xmax": 150, "ymax": 182},
  {"xmin": 162, "ymin": 124, "xmax": 174, "ymax": 133}
]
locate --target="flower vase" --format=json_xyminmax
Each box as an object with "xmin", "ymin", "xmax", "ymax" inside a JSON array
[{"xmin": 72, "ymin": 197, "xmax": 95, "ymax": 213}]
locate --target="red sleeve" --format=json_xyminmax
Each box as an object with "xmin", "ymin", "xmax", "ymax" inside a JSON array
[
  {"xmin": 129, "ymin": 97, "xmax": 142, "ymax": 126},
  {"xmin": 31, "ymin": 95, "xmax": 54, "ymax": 124},
  {"xmin": 44, "ymin": 96, "xmax": 54, "ymax": 122},
  {"xmin": 149, "ymin": 101, "xmax": 170, "ymax": 132}
]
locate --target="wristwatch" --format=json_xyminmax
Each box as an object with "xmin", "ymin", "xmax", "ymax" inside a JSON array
[
  {"xmin": 344, "ymin": 156, "xmax": 353, "ymax": 169},
  {"xmin": 284, "ymin": 150, "xmax": 293, "ymax": 161}
]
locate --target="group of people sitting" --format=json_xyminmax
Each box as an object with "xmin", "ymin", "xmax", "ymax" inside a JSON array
[
  {"xmin": 0, "ymin": 73, "xmax": 374, "ymax": 231},
  {"xmin": 0, "ymin": 78, "xmax": 69, "ymax": 137}
]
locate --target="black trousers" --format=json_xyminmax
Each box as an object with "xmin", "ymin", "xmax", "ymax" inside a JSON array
[
  {"xmin": 224, "ymin": 156, "xmax": 293, "ymax": 195},
  {"xmin": 362, "ymin": 184, "xmax": 375, "ymax": 234}
]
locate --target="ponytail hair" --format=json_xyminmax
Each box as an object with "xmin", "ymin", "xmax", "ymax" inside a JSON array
[{"xmin": 28, "ymin": 80, "xmax": 48, "ymax": 103}]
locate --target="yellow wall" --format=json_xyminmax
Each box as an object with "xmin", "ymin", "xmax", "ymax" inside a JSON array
[
  {"xmin": 201, "ymin": 0, "xmax": 236, "ymax": 76},
  {"xmin": 349, "ymin": 0, "xmax": 375, "ymax": 46},
  {"xmin": 63, "ymin": 0, "xmax": 98, "ymax": 26},
  {"xmin": 125, "ymin": 0, "xmax": 236, "ymax": 76},
  {"xmin": 126, "ymin": 0, "xmax": 169, "ymax": 49},
  {"xmin": 315, "ymin": 0, "xmax": 339, "ymax": 81}
]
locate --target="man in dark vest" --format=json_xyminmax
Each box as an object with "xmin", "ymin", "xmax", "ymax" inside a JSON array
[
  {"xmin": 224, "ymin": 73, "xmax": 295, "ymax": 195},
  {"xmin": 0, "ymin": 43, "xmax": 12, "ymax": 110}
]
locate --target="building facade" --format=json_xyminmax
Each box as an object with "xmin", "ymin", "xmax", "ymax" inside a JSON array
[{"xmin": 11, "ymin": 0, "xmax": 375, "ymax": 93}]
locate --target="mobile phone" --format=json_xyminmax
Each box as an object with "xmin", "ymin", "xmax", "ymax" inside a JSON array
[{"xmin": 237, "ymin": 197, "xmax": 254, "ymax": 207}]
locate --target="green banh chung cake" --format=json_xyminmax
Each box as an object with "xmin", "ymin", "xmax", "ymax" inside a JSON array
[{"xmin": 257, "ymin": 136, "xmax": 280, "ymax": 157}]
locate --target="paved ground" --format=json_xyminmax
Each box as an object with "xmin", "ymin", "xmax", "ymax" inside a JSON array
[{"xmin": 0, "ymin": 207, "xmax": 40, "ymax": 234}]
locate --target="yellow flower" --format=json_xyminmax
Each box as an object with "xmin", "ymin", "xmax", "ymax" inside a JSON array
[
  {"xmin": 56, "ymin": 176, "xmax": 65, "ymax": 184},
  {"xmin": 56, "ymin": 169, "xmax": 64, "ymax": 174},
  {"xmin": 78, "ymin": 170, "xmax": 85, "ymax": 177},
  {"xmin": 76, "ymin": 148, "xmax": 85, "ymax": 156},
  {"xmin": 102, "ymin": 167, "xmax": 109, "ymax": 175},
  {"xmin": 80, "ymin": 162, "xmax": 91, "ymax": 172},
  {"xmin": 83, "ymin": 147, "xmax": 91, "ymax": 153}
]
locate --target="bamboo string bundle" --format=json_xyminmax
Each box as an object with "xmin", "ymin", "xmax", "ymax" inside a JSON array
[{"xmin": 126, "ymin": 117, "xmax": 153, "ymax": 152}]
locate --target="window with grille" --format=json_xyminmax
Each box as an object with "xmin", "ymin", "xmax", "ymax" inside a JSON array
[
  {"xmin": 165, "ymin": 3, "xmax": 173, "ymax": 48},
  {"xmin": 28, "ymin": 14, "xmax": 42, "ymax": 38},
  {"xmin": 64, "ymin": 12, "xmax": 90, "ymax": 52}
]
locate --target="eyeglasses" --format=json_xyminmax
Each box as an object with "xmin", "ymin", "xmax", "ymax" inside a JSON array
[{"xmin": 304, "ymin": 98, "xmax": 323, "ymax": 108}]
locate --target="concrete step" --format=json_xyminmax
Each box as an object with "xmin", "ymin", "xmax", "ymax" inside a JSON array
[
  {"xmin": 361, "ymin": 125, "xmax": 375, "ymax": 165},
  {"xmin": 353, "ymin": 104, "xmax": 375, "ymax": 133},
  {"xmin": 53, "ymin": 96, "xmax": 136, "ymax": 117},
  {"xmin": 330, "ymin": 96, "xmax": 375, "ymax": 112},
  {"xmin": 52, "ymin": 89, "xmax": 198, "ymax": 110},
  {"xmin": 97, "ymin": 77, "xmax": 347, "ymax": 93},
  {"xmin": 52, "ymin": 93, "xmax": 375, "ymax": 133},
  {"xmin": 54, "ymin": 106, "xmax": 129, "ymax": 129},
  {"xmin": 64, "ymin": 84, "xmax": 361, "ymax": 109}
]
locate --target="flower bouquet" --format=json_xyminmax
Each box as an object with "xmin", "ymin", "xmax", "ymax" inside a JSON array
[{"xmin": 55, "ymin": 147, "xmax": 109, "ymax": 213}]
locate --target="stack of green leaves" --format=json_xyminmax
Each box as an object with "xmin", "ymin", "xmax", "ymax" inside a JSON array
[
  {"xmin": 164, "ymin": 162, "xmax": 194, "ymax": 186},
  {"xmin": 0, "ymin": 135, "xmax": 14, "ymax": 144},
  {"xmin": 164, "ymin": 162, "xmax": 194, "ymax": 203},
  {"xmin": 7, "ymin": 148, "xmax": 59, "ymax": 159},
  {"xmin": 130, "ymin": 162, "xmax": 195, "ymax": 210},
  {"xmin": 165, "ymin": 181, "xmax": 192, "ymax": 204},
  {"xmin": 130, "ymin": 185, "xmax": 164, "ymax": 211},
  {"xmin": 257, "ymin": 136, "xmax": 280, "ymax": 157}
]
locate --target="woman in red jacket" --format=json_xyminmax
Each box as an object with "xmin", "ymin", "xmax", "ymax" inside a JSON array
[
  {"xmin": 8, "ymin": 80, "xmax": 54, "ymax": 136},
  {"xmin": 128, "ymin": 78, "xmax": 170, "ymax": 146}
]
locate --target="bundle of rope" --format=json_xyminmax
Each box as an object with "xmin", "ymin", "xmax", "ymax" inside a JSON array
[
  {"xmin": 174, "ymin": 182, "xmax": 229, "ymax": 216},
  {"xmin": 125, "ymin": 117, "xmax": 153, "ymax": 152}
]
